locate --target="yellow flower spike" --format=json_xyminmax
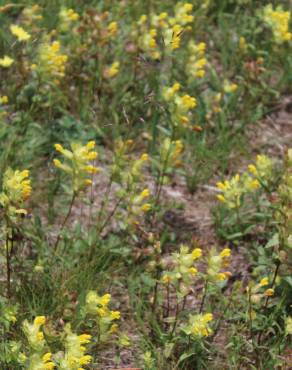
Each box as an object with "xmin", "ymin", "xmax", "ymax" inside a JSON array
[
  {"xmin": 184, "ymin": 313, "xmax": 213, "ymax": 338},
  {"xmin": 0, "ymin": 55, "xmax": 14, "ymax": 67},
  {"xmin": 262, "ymin": 5, "xmax": 291, "ymax": 44},
  {"xmin": 10, "ymin": 24, "xmax": 31, "ymax": 41},
  {"xmin": 264, "ymin": 288, "xmax": 274, "ymax": 297},
  {"xmin": 34, "ymin": 316, "xmax": 46, "ymax": 326}
]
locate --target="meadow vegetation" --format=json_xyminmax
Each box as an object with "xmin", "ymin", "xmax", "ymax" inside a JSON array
[{"xmin": 0, "ymin": 0, "xmax": 292, "ymax": 369}]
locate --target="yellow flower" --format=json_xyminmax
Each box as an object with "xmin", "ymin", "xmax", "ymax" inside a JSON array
[
  {"xmin": 103, "ymin": 61, "xmax": 120, "ymax": 79},
  {"xmin": 161, "ymin": 274, "xmax": 172, "ymax": 284},
  {"xmin": 262, "ymin": 5, "xmax": 291, "ymax": 44},
  {"xmin": 54, "ymin": 141, "xmax": 99, "ymax": 192},
  {"xmin": 79, "ymin": 334, "xmax": 92, "ymax": 344},
  {"xmin": 264, "ymin": 288, "xmax": 274, "ymax": 297},
  {"xmin": 34, "ymin": 316, "xmax": 46, "ymax": 326},
  {"xmin": 42, "ymin": 353, "xmax": 52, "ymax": 362},
  {"xmin": 183, "ymin": 313, "xmax": 213, "ymax": 338},
  {"xmin": 220, "ymin": 248, "xmax": 231, "ymax": 258},
  {"xmin": 36, "ymin": 39, "xmax": 68, "ymax": 79},
  {"xmin": 10, "ymin": 24, "xmax": 31, "ymax": 41},
  {"xmin": 110, "ymin": 311, "xmax": 121, "ymax": 320},
  {"xmin": 0, "ymin": 55, "xmax": 14, "ymax": 67},
  {"xmin": 79, "ymin": 355, "xmax": 92, "ymax": 365},
  {"xmin": 107, "ymin": 21, "xmax": 118, "ymax": 36},
  {"xmin": 248, "ymin": 164, "xmax": 258, "ymax": 175},
  {"xmin": 36, "ymin": 332, "xmax": 44, "ymax": 341},
  {"xmin": 141, "ymin": 153, "xmax": 149, "ymax": 161},
  {"xmin": 191, "ymin": 248, "xmax": 202, "ymax": 260},
  {"xmin": 217, "ymin": 194, "xmax": 226, "ymax": 203},
  {"xmin": 140, "ymin": 188, "xmax": 150, "ymax": 199},
  {"xmin": 141, "ymin": 203, "xmax": 151, "ymax": 212},
  {"xmin": 188, "ymin": 267, "xmax": 198, "ymax": 276},
  {"xmin": 223, "ymin": 80, "xmax": 238, "ymax": 93},
  {"xmin": 0, "ymin": 95, "xmax": 8, "ymax": 104},
  {"xmin": 259, "ymin": 277, "xmax": 269, "ymax": 287},
  {"xmin": 216, "ymin": 272, "xmax": 227, "ymax": 281}
]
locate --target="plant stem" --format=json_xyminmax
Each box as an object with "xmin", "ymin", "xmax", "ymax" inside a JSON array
[
  {"xmin": 199, "ymin": 280, "xmax": 208, "ymax": 313},
  {"xmin": 54, "ymin": 192, "xmax": 76, "ymax": 252}
]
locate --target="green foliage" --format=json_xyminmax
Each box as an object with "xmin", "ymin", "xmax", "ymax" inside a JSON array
[{"xmin": 0, "ymin": 1, "xmax": 291, "ymax": 369}]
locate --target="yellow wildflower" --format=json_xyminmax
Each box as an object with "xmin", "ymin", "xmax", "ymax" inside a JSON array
[
  {"xmin": 192, "ymin": 248, "xmax": 202, "ymax": 260},
  {"xmin": 220, "ymin": 248, "xmax": 231, "ymax": 258},
  {"xmin": 264, "ymin": 288, "xmax": 274, "ymax": 297},
  {"xmin": 0, "ymin": 95, "xmax": 8, "ymax": 104},
  {"xmin": 259, "ymin": 277, "xmax": 269, "ymax": 286},
  {"xmin": 103, "ymin": 61, "xmax": 120, "ymax": 79},
  {"xmin": 10, "ymin": 24, "xmax": 31, "ymax": 41},
  {"xmin": 183, "ymin": 313, "xmax": 213, "ymax": 338},
  {"xmin": 0, "ymin": 55, "xmax": 14, "ymax": 67},
  {"xmin": 262, "ymin": 5, "xmax": 291, "ymax": 44},
  {"xmin": 141, "ymin": 203, "xmax": 151, "ymax": 212}
]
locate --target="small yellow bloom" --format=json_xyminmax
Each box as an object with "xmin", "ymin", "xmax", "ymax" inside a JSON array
[
  {"xmin": 216, "ymin": 273, "xmax": 227, "ymax": 281},
  {"xmin": 110, "ymin": 310, "xmax": 121, "ymax": 320},
  {"xmin": 10, "ymin": 24, "xmax": 31, "ymax": 41},
  {"xmin": 248, "ymin": 164, "xmax": 258, "ymax": 175},
  {"xmin": 140, "ymin": 188, "xmax": 150, "ymax": 199},
  {"xmin": 79, "ymin": 355, "xmax": 92, "ymax": 365},
  {"xmin": 188, "ymin": 267, "xmax": 198, "ymax": 276},
  {"xmin": 191, "ymin": 248, "xmax": 202, "ymax": 260},
  {"xmin": 0, "ymin": 95, "xmax": 8, "ymax": 104},
  {"xmin": 220, "ymin": 248, "xmax": 231, "ymax": 258},
  {"xmin": 141, "ymin": 153, "xmax": 149, "ymax": 161},
  {"xmin": 141, "ymin": 203, "xmax": 151, "ymax": 212},
  {"xmin": 42, "ymin": 353, "xmax": 52, "ymax": 362},
  {"xmin": 259, "ymin": 277, "xmax": 269, "ymax": 287},
  {"xmin": 79, "ymin": 334, "xmax": 92, "ymax": 344},
  {"xmin": 0, "ymin": 55, "xmax": 14, "ymax": 67},
  {"xmin": 217, "ymin": 194, "xmax": 226, "ymax": 203},
  {"xmin": 264, "ymin": 288, "xmax": 274, "ymax": 297},
  {"xmin": 36, "ymin": 332, "xmax": 44, "ymax": 341},
  {"xmin": 34, "ymin": 316, "xmax": 46, "ymax": 326}
]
